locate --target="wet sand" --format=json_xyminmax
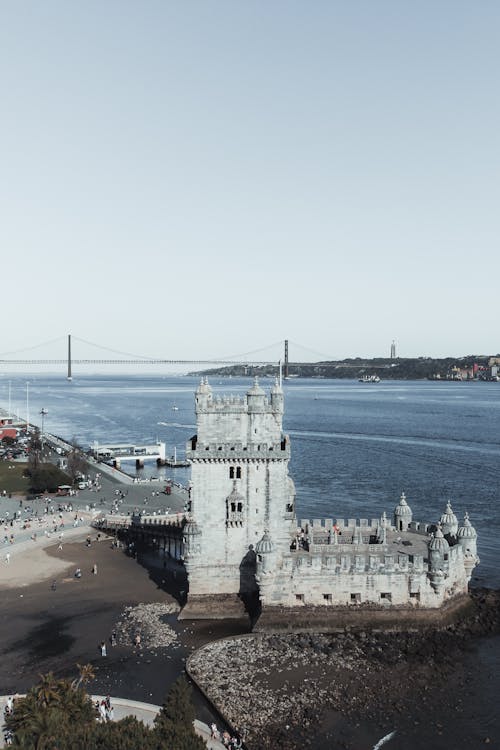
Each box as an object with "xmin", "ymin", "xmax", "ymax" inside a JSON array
[{"xmin": 0, "ymin": 536, "xmax": 235, "ymax": 729}]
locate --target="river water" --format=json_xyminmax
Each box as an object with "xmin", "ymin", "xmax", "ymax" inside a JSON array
[
  {"xmin": 3, "ymin": 374, "xmax": 498, "ymax": 586},
  {"xmin": 1, "ymin": 373, "xmax": 500, "ymax": 745}
]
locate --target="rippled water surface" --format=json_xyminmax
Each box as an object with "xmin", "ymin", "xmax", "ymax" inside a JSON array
[{"xmin": 2, "ymin": 374, "xmax": 499, "ymax": 586}]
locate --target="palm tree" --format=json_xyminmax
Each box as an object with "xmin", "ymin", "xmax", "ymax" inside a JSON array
[
  {"xmin": 34, "ymin": 672, "xmax": 61, "ymax": 708},
  {"xmin": 71, "ymin": 662, "xmax": 96, "ymax": 690}
]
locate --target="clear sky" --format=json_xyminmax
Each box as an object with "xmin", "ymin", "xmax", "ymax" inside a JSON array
[{"xmin": 1, "ymin": 1, "xmax": 499, "ymax": 368}]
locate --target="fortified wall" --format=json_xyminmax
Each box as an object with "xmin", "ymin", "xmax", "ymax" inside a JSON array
[{"xmin": 181, "ymin": 378, "xmax": 479, "ymax": 621}]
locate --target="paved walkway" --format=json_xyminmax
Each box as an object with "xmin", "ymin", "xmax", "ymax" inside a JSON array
[{"xmin": 0, "ymin": 694, "xmax": 226, "ymax": 748}]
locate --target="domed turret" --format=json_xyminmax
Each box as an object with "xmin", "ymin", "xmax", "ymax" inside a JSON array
[
  {"xmin": 440, "ymin": 501, "xmax": 458, "ymax": 537},
  {"xmin": 195, "ymin": 377, "xmax": 212, "ymax": 411},
  {"xmin": 457, "ymin": 512, "xmax": 477, "ymax": 541},
  {"xmin": 457, "ymin": 513, "xmax": 479, "ymax": 571},
  {"xmin": 247, "ymin": 377, "xmax": 266, "ymax": 412},
  {"xmin": 256, "ymin": 530, "xmax": 275, "ymax": 555},
  {"xmin": 428, "ymin": 525, "xmax": 450, "ymax": 592},
  {"xmin": 270, "ymin": 377, "xmax": 284, "ymax": 414},
  {"xmin": 394, "ymin": 492, "xmax": 413, "ymax": 531},
  {"xmin": 255, "ymin": 530, "xmax": 276, "ymax": 575},
  {"xmin": 428, "ymin": 525, "xmax": 450, "ymax": 555}
]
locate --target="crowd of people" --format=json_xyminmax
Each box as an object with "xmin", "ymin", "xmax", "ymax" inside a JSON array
[{"xmin": 210, "ymin": 722, "xmax": 243, "ymax": 748}]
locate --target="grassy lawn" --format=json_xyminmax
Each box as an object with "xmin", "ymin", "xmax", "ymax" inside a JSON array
[{"xmin": 0, "ymin": 461, "xmax": 30, "ymax": 495}]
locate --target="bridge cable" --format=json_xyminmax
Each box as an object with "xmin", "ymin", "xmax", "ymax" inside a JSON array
[{"xmin": 0, "ymin": 335, "xmax": 67, "ymax": 358}]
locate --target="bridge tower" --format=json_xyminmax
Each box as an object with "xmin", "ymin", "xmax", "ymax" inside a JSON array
[
  {"xmin": 67, "ymin": 334, "xmax": 72, "ymax": 381},
  {"xmin": 181, "ymin": 377, "xmax": 297, "ymax": 619},
  {"xmin": 284, "ymin": 339, "xmax": 289, "ymax": 379}
]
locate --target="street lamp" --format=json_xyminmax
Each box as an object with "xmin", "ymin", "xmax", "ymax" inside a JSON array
[{"xmin": 40, "ymin": 408, "xmax": 48, "ymax": 452}]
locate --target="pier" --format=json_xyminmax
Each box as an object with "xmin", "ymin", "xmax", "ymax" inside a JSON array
[{"xmin": 91, "ymin": 441, "xmax": 166, "ymax": 469}]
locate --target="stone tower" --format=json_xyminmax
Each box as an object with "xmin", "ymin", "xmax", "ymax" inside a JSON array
[{"xmin": 181, "ymin": 377, "xmax": 297, "ymax": 618}]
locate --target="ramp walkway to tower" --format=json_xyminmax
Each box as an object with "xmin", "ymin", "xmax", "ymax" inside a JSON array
[
  {"xmin": 0, "ymin": 695, "xmax": 226, "ymax": 748},
  {"xmin": 94, "ymin": 510, "xmax": 190, "ymax": 533}
]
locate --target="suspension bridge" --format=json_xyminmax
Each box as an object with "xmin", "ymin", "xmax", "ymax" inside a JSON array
[
  {"xmin": 0, "ymin": 336, "xmax": 328, "ymax": 378},
  {"xmin": 0, "ymin": 336, "xmax": 383, "ymax": 378}
]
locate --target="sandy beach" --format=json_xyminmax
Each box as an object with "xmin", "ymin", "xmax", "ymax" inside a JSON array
[
  {"xmin": 0, "ymin": 534, "xmax": 230, "ymax": 734},
  {"xmin": 0, "ymin": 545, "xmax": 77, "ymax": 588}
]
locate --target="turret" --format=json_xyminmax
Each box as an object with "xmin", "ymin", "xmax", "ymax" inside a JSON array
[
  {"xmin": 255, "ymin": 530, "xmax": 276, "ymax": 575},
  {"xmin": 246, "ymin": 377, "xmax": 266, "ymax": 413},
  {"xmin": 457, "ymin": 512, "xmax": 479, "ymax": 581},
  {"xmin": 440, "ymin": 501, "xmax": 458, "ymax": 538},
  {"xmin": 195, "ymin": 377, "xmax": 212, "ymax": 412},
  {"xmin": 428, "ymin": 525, "xmax": 450, "ymax": 593},
  {"xmin": 394, "ymin": 492, "xmax": 412, "ymax": 531},
  {"xmin": 270, "ymin": 378, "xmax": 284, "ymax": 414}
]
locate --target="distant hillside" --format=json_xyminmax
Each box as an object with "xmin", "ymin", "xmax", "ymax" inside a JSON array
[{"xmin": 190, "ymin": 355, "xmax": 496, "ymax": 381}]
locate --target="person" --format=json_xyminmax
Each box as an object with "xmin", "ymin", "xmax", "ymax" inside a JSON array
[
  {"xmin": 99, "ymin": 701, "xmax": 107, "ymax": 722},
  {"xmin": 210, "ymin": 723, "xmax": 218, "ymax": 739},
  {"xmin": 134, "ymin": 633, "xmax": 141, "ymax": 647},
  {"xmin": 92, "ymin": 563, "xmax": 97, "ymax": 575},
  {"xmin": 5, "ymin": 552, "xmax": 10, "ymax": 564},
  {"xmin": 51, "ymin": 580, "xmax": 57, "ymax": 591},
  {"xmin": 75, "ymin": 568, "xmax": 82, "ymax": 578},
  {"xmin": 110, "ymin": 630, "xmax": 117, "ymax": 647},
  {"xmin": 100, "ymin": 641, "xmax": 107, "ymax": 656}
]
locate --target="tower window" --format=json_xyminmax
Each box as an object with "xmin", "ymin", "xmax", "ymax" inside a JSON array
[
  {"xmin": 236, "ymin": 467, "xmax": 241, "ymax": 479},
  {"xmin": 226, "ymin": 491, "xmax": 244, "ymax": 527}
]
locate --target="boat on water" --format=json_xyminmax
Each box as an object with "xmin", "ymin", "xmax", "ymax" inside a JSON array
[
  {"xmin": 359, "ymin": 374, "xmax": 381, "ymax": 383},
  {"xmin": 162, "ymin": 446, "xmax": 190, "ymax": 468},
  {"xmin": 171, "ymin": 405, "xmax": 179, "ymax": 411}
]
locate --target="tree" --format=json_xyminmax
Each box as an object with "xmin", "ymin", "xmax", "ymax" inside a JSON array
[
  {"xmin": 25, "ymin": 464, "xmax": 72, "ymax": 493},
  {"xmin": 5, "ymin": 672, "xmax": 96, "ymax": 749},
  {"xmin": 153, "ymin": 675, "xmax": 207, "ymax": 749},
  {"xmin": 4, "ymin": 670, "xmax": 207, "ymax": 750},
  {"xmin": 27, "ymin": 427, "xmax": 43, "ymax": 472},
  {"xmin": 71, "ymin": 662, "xmax": 96, "ymax": 690},
  {"xmin": 88, "ymin": 716, "xmax": 156, "ymax": 750},
  {"xmin": 66, "ymin": 438, "xmax": 88, "ymax": 484}
]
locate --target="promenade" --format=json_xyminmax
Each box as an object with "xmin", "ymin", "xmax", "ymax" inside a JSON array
[{"xmin": 0, "ymin": 695, "xmax": 225, "ymax": 748}]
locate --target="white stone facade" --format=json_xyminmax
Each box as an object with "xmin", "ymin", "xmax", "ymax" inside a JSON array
[
  {"xmin": 183, "ymin": 379, "xmax": 479, "ymax": 613},
  {"xmin": 183, "ymin": 378, "xmax": 296, "ymax": 600}
]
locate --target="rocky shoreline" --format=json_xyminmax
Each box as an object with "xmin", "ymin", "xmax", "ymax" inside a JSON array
[{"xmin": 187, "ymin": 589, "xmax": 500, "ymax": 749}]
